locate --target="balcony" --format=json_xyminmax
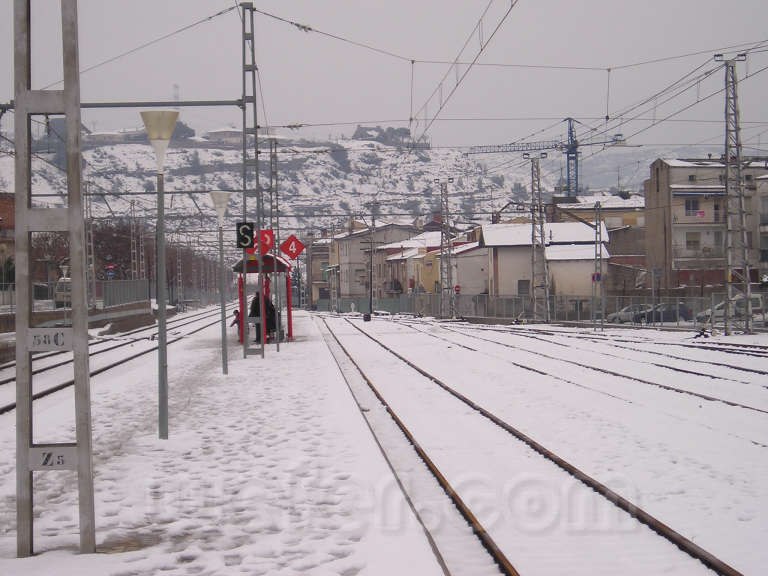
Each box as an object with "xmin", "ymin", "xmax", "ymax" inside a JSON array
[
  {"xmin": 673, "ymin": 213, "xmax": 724, "ymax": 225},
  {"xmin": 672, "ymin": 246, "xmax": 726, "ymax": 267},
  {"xmin": 676, "ymin": 246, "xmax": 725, "ymax": 258}
]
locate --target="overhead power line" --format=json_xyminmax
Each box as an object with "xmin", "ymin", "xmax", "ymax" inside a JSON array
[
  {"xmin": 413, "ymin": 38, "xmax": 768, "ymax": 72},
  {"xmin": 412, "ymin": 0, "xmax": 518, "ymax": 143},
  {"xmin": 41, "ymin": 6, "xmax": 238, "ymax": 89},
  {"xmin": 577, "ymin": 38, "xmax": 768, "ymax": 146},
  {"xmin": 250, "ymin": 6, "xmax": 411, "ymax": 62}
]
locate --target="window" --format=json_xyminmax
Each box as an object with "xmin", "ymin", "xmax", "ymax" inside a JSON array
[
  {"xmin": 761, "ymin": 196, "xmax": 768, "ymax": 226},
  {"xmin": 714, "ymin": 230, "xmax": 723, "ymax": 250},
  {"xmin": 517, "ymin": 279, "xmax": 530, "ymax": 296},
  {"xmin": 685, "ymin": 198, "xmax": 699, "ymax": 216},
  {"xmin": 761, "ymin": 234, "xmax": 768, "ymax": 262},
  {"xmin": 688, "ymin": 174, "xmax": 696, "ymax": 182},
  {"xmin": 686, "ymin": 232, "xmax": 701, "ymax": 251}
]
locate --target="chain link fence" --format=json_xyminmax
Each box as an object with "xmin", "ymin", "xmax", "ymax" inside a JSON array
[{"xmin": 315, "ymin": 291, "xmax": 768, "ymax": 331}]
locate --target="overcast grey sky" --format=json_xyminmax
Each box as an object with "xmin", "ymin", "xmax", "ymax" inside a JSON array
[{"xmin": 1, "ymin": 1, "xmax": 767, "ymax": 151}]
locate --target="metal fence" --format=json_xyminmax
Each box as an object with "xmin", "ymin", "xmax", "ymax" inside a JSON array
[
  {"xmin": 102, "ymin": 279, "xmax": 150, "ymax": 308},
  {"xmin": 1, "ymin": 279, "xmax": 236, "ymax": 314},
  {"xmin": 315, "ymin": 291, "xmax": 768, "ymax": 331}
]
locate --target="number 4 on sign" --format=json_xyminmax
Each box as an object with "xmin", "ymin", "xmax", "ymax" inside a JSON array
[{"xmin": 279, "ymin": 234, "xmax": 306, "ymax": 259}]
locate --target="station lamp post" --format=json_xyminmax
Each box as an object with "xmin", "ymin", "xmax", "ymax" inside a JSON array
[
  {"xmin": 210, "ymin": 191, "xmax": 231, "ymax": 375},
  {"xmin": 140, "ymin": 110, "xmax": 178, "ymax": 440}
]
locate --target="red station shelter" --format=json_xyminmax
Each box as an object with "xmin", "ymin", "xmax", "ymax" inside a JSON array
[{"xmin": 232, "ymin": 253, "xmax": 293, "ymax": 343}]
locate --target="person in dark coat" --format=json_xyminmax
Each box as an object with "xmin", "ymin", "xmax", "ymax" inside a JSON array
[
  {"xmin": 265, "ymin": 298, "xmax": 277, "ymax": 340},
  {"xmin": 249, "ymin": 294, "xmax": 262, "ymax": 342},
  {"xmin": 249, "ymin": 294, "xmax": 260, "ymax": 318}
]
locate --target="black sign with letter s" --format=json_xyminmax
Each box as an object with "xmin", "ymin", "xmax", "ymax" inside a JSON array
[{"xmin": 236, "ymin": 222, "xmax": 255, "ymax": 248}]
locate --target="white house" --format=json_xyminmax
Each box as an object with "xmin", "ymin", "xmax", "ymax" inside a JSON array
[
  {"xmin": 479, "ymin": 222, "xmax": 609, "ymax": 296},
  {"xmin": 546, "ymin": 244, "xmax": 610, "ymax": 295},
  {"xmin": 452, "ymin": 242, "xmax": 489, "ymax": 295}
]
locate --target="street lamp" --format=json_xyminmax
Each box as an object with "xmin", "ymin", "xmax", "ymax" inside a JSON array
[
  {"xmin": 210, "ymin": 191, "xmax": 231, "ymax": 375},
  {"xmin": 141, "ymin": 110, "xmax": 178, "ymax": 440}
]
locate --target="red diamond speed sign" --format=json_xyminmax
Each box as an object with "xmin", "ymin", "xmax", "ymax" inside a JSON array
[{"xmin": 280, "ymin": 234, "xmax": 306, "ymax": 259}]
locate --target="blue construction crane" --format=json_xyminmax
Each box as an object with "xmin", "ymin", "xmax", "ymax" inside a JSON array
[{"xmin": 466, "ymin": 118, "xmax": 625, "ymax": 197}]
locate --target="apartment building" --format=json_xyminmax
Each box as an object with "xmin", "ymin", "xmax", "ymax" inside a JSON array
[
  {"xmin": 305, "ymin": 234, "xmax": 331, "ymax": 309},
  {"xmin": 330, "ymin": 221, "xmax": 417, "ymax": 301},
  {"xmin": 644, "ymin": 158, "xmax": 768, "ymax": 290},
  {"xmin": 376, "ymin": 231, "xmax": 442, "ymax": 295},
  {"xmin": 757, "ymin": 175, "xmax": 768, "ymax": 281}
]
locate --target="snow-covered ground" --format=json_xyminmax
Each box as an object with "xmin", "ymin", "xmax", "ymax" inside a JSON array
[
  {"xmin": 331, "ymin": 316, "xmax": 767, "ymax": 575},
  {"xmin": 0, "ymin": 310, "xmax": 765, "ymax": 575},
  {"xmin": 0, "ymin": 310, "xmax": 444, "ymax": 576}
]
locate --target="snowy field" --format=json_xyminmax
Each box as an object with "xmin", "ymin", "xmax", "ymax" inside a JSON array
[{"xmin": 0, "ymin": 309, "xmax": 765, "ymax": 575}]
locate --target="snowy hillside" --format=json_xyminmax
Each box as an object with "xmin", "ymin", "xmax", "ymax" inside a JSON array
[{"xmin": 0, "ymin": 128, "xmax": 716, "ymax": 246}]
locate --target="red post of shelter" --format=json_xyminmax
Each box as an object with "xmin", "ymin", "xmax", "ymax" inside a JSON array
[
  {"xmin": 237, "ymin": 275, "xmax": 245, "ymax": 343},
  {"xmin": 286, "ymin": 274, "xmax": 293, "ymax": 341}
]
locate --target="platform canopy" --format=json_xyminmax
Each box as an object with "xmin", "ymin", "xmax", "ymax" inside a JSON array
[{"xmin": 232, "ymin": 253, "xmax": 292, "ymax": 274}]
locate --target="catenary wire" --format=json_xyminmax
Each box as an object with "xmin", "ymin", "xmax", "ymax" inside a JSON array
[
  {"xmin": 41, "ymin": 6, "xmax": 238, "ymax": 90},
  {"xmin": 412, "ymin": 0, "xmax": 518, "ymax": 143}
]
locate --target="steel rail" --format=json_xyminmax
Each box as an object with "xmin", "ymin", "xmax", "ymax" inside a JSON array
[
  {"xmin": 0, "ymin": 306, "xmax": 235, "ymax": 381},
  {"xmin": 343, "ymin": 316, "xmax": 745, "ymax": 576},
  {"xmin": 317, "ymin": 318, "xmax": 453, "ymax": 576},
  {"xmin": 322, "ymin": 317, "xmax": 520, "ymax": 576},
  {"xmin": 431, "ymin": 322, "xmax": 768, "ymax": 415},
  {"xmin": 451, "ymin": 323, "xmax": 768, "ymax": 375},
  {"xmin": 0, "ymin": 314, "xmax": 226, "ymax": 415}
]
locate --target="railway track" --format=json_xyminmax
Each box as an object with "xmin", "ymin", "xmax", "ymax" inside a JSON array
[
  {"xmin": 0, "ymin": 305, "xmax": 233, "ymax": 415},
  {"xmin": 483, "ymin": 322, "xmax": 768, "ymax": 359},
  {"xmin": 0, "ymin": 305, "xmax": 233, "ymax": 378},
  {"xmin": 416, "ymin": 322, "xmax": 768, "ymax": 415},
  {"xmin": 462, "ymin": 323, "xmax": 768, "ymax": 386},
  {"xmin": 322, "ymin": 315, "xmax": 742, "ymax": 576}
]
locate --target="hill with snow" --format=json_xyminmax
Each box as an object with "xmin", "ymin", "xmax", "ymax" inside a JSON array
[{"xmin": 0, "ymin": 126, "xmax": 716, "ymax": 246}]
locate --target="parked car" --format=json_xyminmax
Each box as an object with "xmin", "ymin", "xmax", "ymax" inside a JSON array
[
  {"xmin": 633, "ymin": 302, "xmax": 692, "ymax": 324},
  {"xmin": 607, "ymin": 304, "xmax": 653, "ymax": 323},
  {"xmin": 695, "ymin": 294, "xmax": 765, "ymax": 324}
]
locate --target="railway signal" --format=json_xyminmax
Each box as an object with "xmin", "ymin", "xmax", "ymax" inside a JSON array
[
  {"xmin": 280, "ymin": 234, "xmax": 305, "ymax": 260},
  {"xmin": 259, "ymin": 229, "xmax": 274, "ymax": 255},
  {"xmin": 236, "ymin": 222, "xmax": 254, "ymax": 248},
  {"xmin": 245, "ymin": 229, "xmax": 275, "ymax": 256}
]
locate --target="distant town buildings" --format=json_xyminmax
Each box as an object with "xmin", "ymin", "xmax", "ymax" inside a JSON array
[{"xmin": 303, "ymin": 155, "xmax": 768, "ymax": 312}]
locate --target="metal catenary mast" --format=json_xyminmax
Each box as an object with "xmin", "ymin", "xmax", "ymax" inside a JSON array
[
  {"xmin": 240, "ymin": 2, "xmax": 264, "ymax": 357},
  {"xmin": 716, "ymin": 53, "xmax": 752, "ymax": 335},
  {"xmin": 130, "ymin": 200, "xmax": 138, "ymax": 280},
  {"xmin": 525, "ymin": 153, "xmax": 550, "ymax": 322},
  {"xmin": 436, "ymin": 177, "xmax": 455, "ymax": 319}
]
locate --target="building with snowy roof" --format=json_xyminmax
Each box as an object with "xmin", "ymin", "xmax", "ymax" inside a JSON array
[
  {"xmin": 478, "ymin": 222, "xmax": 609, "ymax": 297},
  {"xmin": 327, "ymin": 220, "xmax": 419, "ymax": 304},
  {"xmin": 376, "ymin": 231, "xmax": 441, "ymax": 296},
  {"xmin": 644, "ymin": 157, "xmax": 768, "ymax": 290}
]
